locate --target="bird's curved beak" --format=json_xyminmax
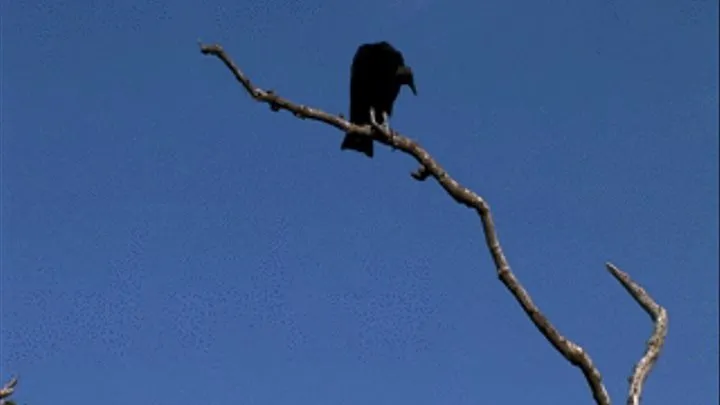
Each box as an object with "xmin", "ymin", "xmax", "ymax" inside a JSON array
[{"xmin": 397, "ymin": 66, "xmax": 417, "ymax": 95}]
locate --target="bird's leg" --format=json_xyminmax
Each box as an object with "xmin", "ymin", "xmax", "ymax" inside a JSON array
[
  {"xmin": 368, "ymin": 107, "xmax": 388, "ymax": 130},
  {"xmin": 369, "ymin": 107, "xmax": 395, "ymax": 147},
  {"xmin": 381, "ymin": 111, "xmax": 391, "ymax": 133},
  {"xmin": 369, "ymin": 107, "xmax": 377, "ymax": 126},
  {"xmin": 381, "ymin": 111, "xmax": 397, "ymax": 147}
]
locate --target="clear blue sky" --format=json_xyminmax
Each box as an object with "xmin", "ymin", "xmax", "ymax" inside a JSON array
[{"xmin": 1, "ymin": 0, "xmax": 717, "ymax": 404}]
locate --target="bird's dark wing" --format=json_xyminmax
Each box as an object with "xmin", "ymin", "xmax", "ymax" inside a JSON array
[
  {"xmin": 349, "ymin": 43, "xmax": 383, "ymax": 125},
  {"xmin": 341, "ymin": 43, "xmax": 378, "ymax": 157}
]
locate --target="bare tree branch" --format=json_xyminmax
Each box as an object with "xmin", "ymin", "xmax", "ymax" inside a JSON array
[
  {"xmin": 0, "ymin": 376, "xmax": 18, "ymax": 402},
  {"xmin": 199, "ymin": 42, "xmax": 668, "ymax": 405},
  {"xmin": 606, "ymin": 262, "xmax": 669, "ymax": 405}
]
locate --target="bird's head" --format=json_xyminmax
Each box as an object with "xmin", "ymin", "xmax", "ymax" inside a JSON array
[{"xmin": 396, "ymin": 65, "xmax": 417, "ymax": 95}]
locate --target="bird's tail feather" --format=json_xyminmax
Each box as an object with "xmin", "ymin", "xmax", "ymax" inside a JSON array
[{"xmin": 341, "ymin": 133, "xmax": 373, "ymax": 158}]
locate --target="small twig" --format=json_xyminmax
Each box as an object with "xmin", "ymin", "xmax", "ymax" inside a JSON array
[
  {"xmin": 606, "ymin": 263, "xmax": 669, "ymax": 405},
  {"xmin": 200, "ymin": 42, "xmax": 668, "ymax": 405},
  {"xmin": 411, "ymin": 166, "xmax": 431, "ymax": 181}
]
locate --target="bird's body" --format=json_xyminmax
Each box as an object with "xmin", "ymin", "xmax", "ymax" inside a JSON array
[{"xmin": 341, "ymin": 41, "xmax": 417, "ymax": 158}]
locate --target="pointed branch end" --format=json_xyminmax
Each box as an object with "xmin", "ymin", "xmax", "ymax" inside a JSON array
[
  {"xmin": 604, "ymin": 262, "xmax": 664, "ymax": 320},
  {"xmin": 605, "ymin": 262, "xmax": 631, "ymax": 289},
  {"xmin": 199, "ymin": 42, "xmax": 222, "ymax": 55}
]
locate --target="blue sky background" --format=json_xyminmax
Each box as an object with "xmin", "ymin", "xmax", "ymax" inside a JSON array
[{"xmin": 1, "ymin": 0, "xmax": 718, "ymax": 404}]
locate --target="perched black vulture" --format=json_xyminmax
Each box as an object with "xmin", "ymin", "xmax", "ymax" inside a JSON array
[{"xmin": 341, "ymin": 41, "xmax": 417, "ymax": 158}]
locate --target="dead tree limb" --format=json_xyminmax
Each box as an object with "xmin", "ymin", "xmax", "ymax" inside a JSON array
[
  {"xmin": 0, "ymin": 376, "xmax": 18, "ymax": 404},
  {"xmin": 199, "ymin": 42, "xmax": 668, "ymax": 405}
]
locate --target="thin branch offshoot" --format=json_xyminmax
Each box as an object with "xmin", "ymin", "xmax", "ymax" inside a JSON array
[
  {"xmin": 200, "ymin": 42, "xmax": 668, "ymax": 405},
  {"xmin": 0, "ymin": 376, "xmax": 18, "ymax": 402}
]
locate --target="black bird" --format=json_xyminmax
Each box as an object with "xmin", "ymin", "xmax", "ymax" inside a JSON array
[{"xmin": 341, "ymin": 41, "xmax": 417, "ymax": 158}]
